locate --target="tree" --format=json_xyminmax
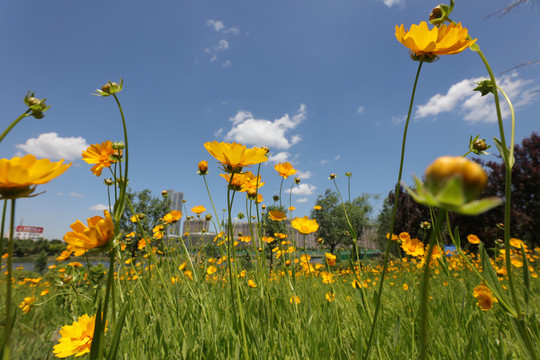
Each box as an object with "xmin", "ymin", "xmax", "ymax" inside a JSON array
[
  {"xmin": 119, "ymin": 189, "xmax": 171, "ymax": 237},
  {"xmin": 311, "ymin": 190, "xmax": 372, "ymax": 254},
  {"xmin": 376, "ymin": 133, "xmax": 540, "ymax": 248}
]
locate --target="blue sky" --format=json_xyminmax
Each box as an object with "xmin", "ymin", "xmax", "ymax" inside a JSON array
[{"xmin": 1, "ymin": 0, "xmax": 539, "ymax": 240}]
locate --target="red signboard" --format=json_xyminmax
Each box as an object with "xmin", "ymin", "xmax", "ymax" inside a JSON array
[{"xmin": 16, "ymin": 226, "xmax": 44, "ymax": 234}]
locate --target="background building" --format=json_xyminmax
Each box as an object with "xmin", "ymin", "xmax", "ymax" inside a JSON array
[
  {"xmin": 165, "ymin": 189, "xmax": 184, "ymax": 237},
  {"xmin": 14, "ymin": 225, "xmax": 44, "ymax": 241}
]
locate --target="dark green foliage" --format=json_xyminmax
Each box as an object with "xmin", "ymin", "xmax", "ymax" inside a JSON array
[{"xmin": 33, "ymin": 251, "xmax": 48, "ymax": 274}]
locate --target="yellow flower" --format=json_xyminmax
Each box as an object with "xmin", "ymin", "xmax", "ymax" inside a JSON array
[
  {"xmin": 313, "ymin": 205, "xmax": 322, "ymax": 210},
  {"xmin": 395, "ymin": 22, "xmax": 476, "ymax": 58},
  {"xmin": 472, "ymin": 284, "xmax": 497, "ymax": 311},
  {"xmin": 191, "ymin": 205, "xmax": 206, "ymax": 214},
  {"xmin": 401, "ymin": 238, "xmax": 425, "ymax": 257},
  {"xmin": 325, "ymin": 252, "xmax": 336, "ymax": 266},
  {"xmin": 274, "ymin": 162, "xmax": 297, "ymax": 179},
  {"xmin": 53, "ymin": 314, "xmax": 106, "ymax": 358},
  {"xmin": 509, "ymin": 238, "xmax": 524, "ymax": 249},
  {"xmin": 40, "ymin": 289, "xmax": 50, "ymax": 296},
  {"xmin": 204, "ymin": 141, "xmax": 268, "ymax": 173},
  {"xmin": 163, "ymin": 210, "xmax": 182, "ymax": 223},
  {"xmin": 81, "ymin": 141, "xmax": 121, "ymax": 176},
  {"xmin": 467, "ymin": 234, "xmax": 481, "ymax": 244},
  {"xmin": 291, "ymin": 216, "xmax": 319, "ymax": 235},
  {"xmin": 290, "ymin": 295, "xmax": 301, "ymax": 304},
  {"xmin": 403, "ymin": 283, "xmax": 409, "ymax": 291},
  {"xmin": 63, "ymin": 210, "xmax": 115, "ymax": 252},
  {"xmin": 19, "ymin": 296, "xmax": 37, "ymax": 314},
  {"xmin": 289, "ymin": 206, "xmax": 296, "ymax": 211},
  {"xmin": 325, "ymin": 292, "xmax": 335, "ymax": 302},
  {"xmin": 248, "ymin": 279, "xmax": 257, "ymax": 288},
  {"xmin": 386, "ymin": 233, "xmax": 399, "ymax": 242},
  {"xmin": 0, "ymin": 155, "xmax": 71, "ymax": 199},
  {"xmin": 399, "ymin": 232, "xmax": 411, "ymax": 242},
  {"xmin": 207, "ymin": 265, "xmax": 217, "ymax": 275},
  {"xmin": 268, "ymin": 210, "xmax": 287, "ymax": 222}
]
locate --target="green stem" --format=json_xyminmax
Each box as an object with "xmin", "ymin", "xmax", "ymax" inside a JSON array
[
  {"xmin": 112, "ymin": 94, "xmax": 129, "ymax": 224},
  {"xmin": 364, "ymin": 61, "xmax": 423, "ymax": 360},
  {"xmin": 0, "ymin": 110, "xmax": 31, "ymax": 144},
  {"xmin": 202, "ymin": 175, "xmax": 222, "ymax": 234},
  {"xmin": 418, "ymin": 210, "xmax": 446, "ymax": 360},
  {"xmin": 2, "ymin": 199, "xmax": 16, "ymax": 360},
  {"xmin": 0, "ymin": 200, "xmax": 7, "ymax": 269}
]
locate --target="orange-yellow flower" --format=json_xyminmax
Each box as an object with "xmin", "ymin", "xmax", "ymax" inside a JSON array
[
  {"xmin": 248, "ymin": 279, "xmax": 257, "ymax": 288},
  {"xmin": 399, "ymin": 232, "xmax": 411, "ymax": 242},
  {"xmin": 82, "ymin": 141, "xmax": 121, "ymax": 176},
  {"xmin": 163, "ymin": 210, "xmax": 182, "ymax": 223},
  {"xmin": 204, "ymin": 141, "xmax": 268, "ymax": 173},
  {"xmin": 325, "ymin": 252, "xmax": 336, "ymax": 266},
  {"xmin": 290, "ymin": 295, "xmax": 301, "ymax": 304},
  {"xmin": 198, "ymin": 160, "xmax": 208, "ymax": 175},
  {"xmin": 274, "ymin": 162, "xmax": 297, "ymax": 179},
  {"xmin": 268, "ymin": 210, "xmax": 287, "ymax": 222},
  {"xmin": 401, "ymin": 238, "xmax": 425, "ymax": 257},
  {"xmin": 325, "ymin": 292, "xmax": 335, "ymax": 302},
  {"xmin": 395, "ymin": 22, "xmax": 476, "ymax": 58},
  {"xmin": 291, "ymin": 216, "xmax": 318, "ymax": 235},
  {"xmin": 19, "ymin": 296, "xmax": 37, "ymax": 314},
  {"xmin": 63, "ymin": 210, "xmax": 115, "ymax": 252},
  {"xmin": 467, "ymin": 234, "xmax": 481, "ymax": 244},
  {"xmin": 0, "ymin": 155, "xmax": 71, "ymax": 199},
  {"xmin": 207, "ymin": 265, "xmax": 217, "ymax": 275},
  {"xmin": 313, "ymin": 205, "xmax": 322, "ymax": 210},
  {"xmin": 473, "ymin": 284, "xmax": 497, "ymax": 311},
  {"xmin": 191, "ymin": 205, "xmax": 206, "ymax": 214},
  {"xmin": 53, "ymin": 314, "xmax": 106, "ymax": 358},
  {"xmin": 386, "ymin": 233, "xmax": 399, "ymax": 242},
  {"xmin": 509, "ymin": 238, "xmax": 524, "ymax": 249}
]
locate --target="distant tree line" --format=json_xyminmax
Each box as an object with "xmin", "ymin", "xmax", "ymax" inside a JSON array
[{"xmin": 1, "ymin": 238, "xmax": 65, "ymax": 258}]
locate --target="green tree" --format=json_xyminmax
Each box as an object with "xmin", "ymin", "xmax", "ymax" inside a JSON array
[
  {"xmin": 262, "ymin": 205, "xmax": 287, "ymax": 268},
  {"xmin": 120, "ymin": 189, "xmax": 170, "ymax": 238},
  {"xmin": 311, "ymin": 189, "xmax": 372, "ymax": 254}
]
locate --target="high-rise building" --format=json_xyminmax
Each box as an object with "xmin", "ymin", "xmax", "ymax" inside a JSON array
[{"xmin": 166, "ymin": 189, "xmax": 184, "ymax": 237}]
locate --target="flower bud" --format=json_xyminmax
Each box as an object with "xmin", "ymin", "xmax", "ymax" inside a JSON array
[
  {"xmin": 27, "ymin": 97, "xmax": 41, "ymax": 106},
  {"xmin": 272, "ymin": 194, "xmax": 280, "ymax": 202},
  {"xmin": 261, "ymin": 146, "xmax": 270, "ymax": 155},
  {"xmin": 198, "ymin": 160, "xmax": 208, "ymax": 175},
  {"xmin": 424, "ymin": 156, "xmax": 487, "ymax": 203},
  {"xmin": 345, "ymin": 172, "xmax": 352, "ymax": 178},
  {"xmin": 295, "ymin": 177, "xmax": 301, "ymax": 184},
  {"xmin": 329, "ymin": 173, "xmax": 336, "ymax": 180},
  {"xmin": 205, "ymin": 214, "xmax": 212, "ymax": 221},
  {"xmin": 112, "ymin": 141, "xmax": 125, "ymax": 150},
  {"xmin": 104, "ymin": 178, "xmax": 114, "ymax": 186},
  {"xmin": 472, "ymin": 139, "xmax": 488, "ymax": 152},
  {"xmin": 161, "ymin": 190, "xmax": 168, "ymax": 197},
  {"xmin": 261, "ymin": 204, "xmax": 266, "ymax": 210}
]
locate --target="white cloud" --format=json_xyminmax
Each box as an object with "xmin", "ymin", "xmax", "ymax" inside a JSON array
[
  {"xmin": 320, "ymin": 159, "xmax": 328, "ymax": 165},
  {"xmin": 380, "ymin": 0, "xmax": 405, "ymax": 7},
  {"xmin": 335, "ymin": 155, "xmax": 341, "ymax": 160},
  {"xmin": 206, "ymin": 19, "xmax": 239, "ymax": 34},
  {"xmin": 206, "ymin": 19, "xmax": 225, "ymax": 32},
  {"xmin": 225, "ymin": 104, "xmax": 307, "ymax": 150},
  {"xmin": 269, "ymin": 151, "xmax": 290, "ymax": 163},
  {"xmin": 297, "ymin": 198, "xmax": 309, "ymax": 203},
  {"xmin": 357, "ymin": 106, "xmax": 365, "ymax": 114},
  {"xmin": 296, "ymin": 170, "xmax": 312, "ymax": 179},
  {"xmin": 222, "ymin": 60, "xmax": 231, "ymax": 68},
  {"xmin": 214, "ymin": 128, "xmax": 224, "ymax": 138},
  {"xmin": 16, "ymin": 132, "xmax": 88, "ymax": 161},
  {"xmin": 415, "ymin": 72, "xmax": 536, "ymax": 123},
  {"xmin": 287, "ymin": 183, "xmax": 316, "ymax": 196},
  {"xmin": 89, "ymin": 204, "xmax": 108, "ymax": 211},
  {"xmin": 218, "ymin": 40, "xmax": 229, "ymax": 50},
  {"xmin": 56, "ymin": 193, "xmax": 63, "ymax": 196},
  {"xmin": 69, "ymin": 192, "xmax": 84, "ymax": 198},
  {"xmin": 391, "ymin": 115, "xmax": 406, "ymax": 125}
]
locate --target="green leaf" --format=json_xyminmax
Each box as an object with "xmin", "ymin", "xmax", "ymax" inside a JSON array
[
  {"xmin": 479, "ymin": 244, "xmax": 513, "ymax": 314},
  {"xmin": 469, "ymin": 43, "xmax": 480, "ymax": 52},
  {"xmin": 520, "ymin": 245, "xmax": 531, "ymax": 306},
  {"xmin": 493, "ymin": 137, "xmax": 515, "ymax": 167},
  {"xmin": 453, "ymin": 227, "xmax": 461, "ymax": 251},
  {"xmin": 392, "ymin": 316, "xmax": 400, "ymax": 350},
  {"xmin": 437, "ymin": 177, "xmax": 466, "ymax": 206},
  {"xmin": 90, "ymin": 300, "xmax": 103, "ymax": 360},
  {"xmin": 454, "ymin": 197, "xmax": 503, "ymax": 215},
  {"xmin": 107, "ymin": 304, "xmax": 128, "ymax": 360}
]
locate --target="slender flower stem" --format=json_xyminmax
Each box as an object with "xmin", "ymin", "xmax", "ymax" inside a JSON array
[
  {"xmin": 364, "ymin": 61, "xmax": 423, "ymax": 360},
  {"xmin": 2, "ymin": 199, "xmax": 16, "ymax": 360},
  {"xmin": 0, "ymin": 200, "xmax": 7, "ymax": 270},
  {"xmin": 418, "ymin": 210, "xmax": 445, "ymax": 360},
  {"xmin": 202, "ymin": 175, "xmax": 222, "ymax": 233},
  {"xmin": 0, "ymin": 110, "xmax": 31, "ymax": 144}
]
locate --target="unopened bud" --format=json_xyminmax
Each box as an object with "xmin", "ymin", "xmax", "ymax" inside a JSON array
[
  {"xmin": 112, "ymin": 141, "xmax": 125, "ymax": 150},
  {"xmin": 345, "ymin": 172, "xmax": 352, "ymax": 178},
  {"xmin": 104, "ymin": 178, "xmax": 114, "ymax": 186},
  {"xmin": 329, "ymin": 173, "xmax": 336, "ymax": 180},
  {"xmin": 472, "ymin": 139, "xmax": 488, "ymax": 152},
  {"xmin": 161, "ymin": 190, "xmax": 168, "ymax": 197},
  {"xmin": 295, "ymin": 177, "xmax": 301, "ymax": 184},
  {"xmin": 205, "ymin": 214, "xmax": 212, "ymax": 221},
  {"xmin": 198, "ymin": 160, "xmax": 208, "ymax": 175}
]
